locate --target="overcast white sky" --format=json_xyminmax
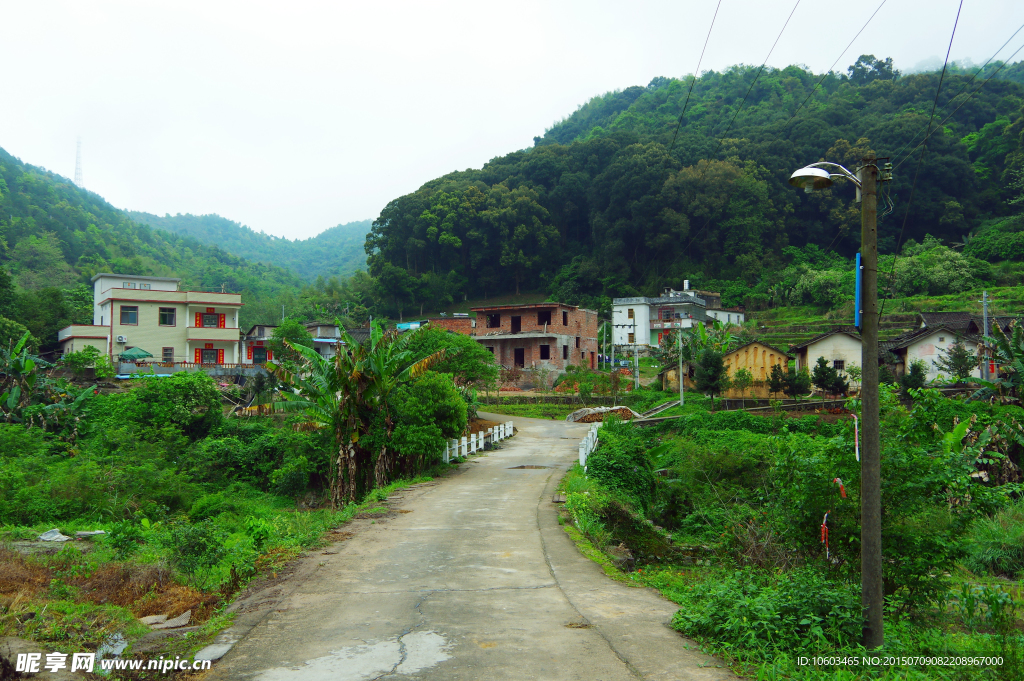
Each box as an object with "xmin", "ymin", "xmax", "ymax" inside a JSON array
[{"xmin": 2, "ymin": 0, "xmax": 1022, "ymax": 240}]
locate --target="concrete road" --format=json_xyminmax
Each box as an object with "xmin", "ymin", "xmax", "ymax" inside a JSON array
[{"xmin": 208, "ymin": 413, "xmax": 734, "ymax": 681}]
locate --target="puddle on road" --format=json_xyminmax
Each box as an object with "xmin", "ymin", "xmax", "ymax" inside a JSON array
[
  {"xmin": 256, "ymin": 631, "xmax": 451, "ymax": 681},
  {"xmin": 507, "ymin": 465, "xmax": 551, "ymax": 469}
]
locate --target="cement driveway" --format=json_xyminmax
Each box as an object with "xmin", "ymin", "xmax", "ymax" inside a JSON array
[{"xmin": 208, "ymin": 413, "xmax": 734, "ymax": 681}]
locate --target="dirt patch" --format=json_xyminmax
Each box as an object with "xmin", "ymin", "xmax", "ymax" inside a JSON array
[
  {"xmin": 469, "ymin": 417, "xmax": 502, "ymax": 432},
  {"xmin": 0, "ymin": 548, "xmax": 50, "ymax": 597}
]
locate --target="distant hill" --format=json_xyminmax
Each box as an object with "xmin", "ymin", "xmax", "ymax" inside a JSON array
[
  {"xmin": 128, "ymin": 212, "xmax": 370, "ymax": 281},
  {"xmin": 0, "ymin": 145, "xmax": 305, "ymax": 346}
]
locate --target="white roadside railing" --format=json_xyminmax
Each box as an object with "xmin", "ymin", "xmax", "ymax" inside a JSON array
[
  {"xmin": 578, "ymin": 422, "xmax": 602, "ymax": 471},
  {"xmin": 443, "ymin": 421, "xmax": 514, "ymax": 463}
]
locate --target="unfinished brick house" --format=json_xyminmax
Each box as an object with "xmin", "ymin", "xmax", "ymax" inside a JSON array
[{"xmin": 470, "ymin": 303, "xmax": 599, "ymax": 373}]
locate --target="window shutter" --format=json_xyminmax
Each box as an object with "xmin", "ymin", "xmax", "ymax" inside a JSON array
[
  {"xmin": 195, "ymin": 313, "xmax": 202, "ymax": 327},
  {"xmin": 217, "ymin": 349, "xmax": 224, "ymax": 364},
  {"xmin": 194, "ymin": 349, "xmax": 201, "ymax": 363},
  {"xmin": 219, "ymin": 314, "xmax": 225, "ymax": 328}
]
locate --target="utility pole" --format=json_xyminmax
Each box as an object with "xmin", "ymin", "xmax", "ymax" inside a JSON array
[
  {"xmin": 859, "ymin": 155, "xmax": 883, "ymax": 650},
  {"xmin": 981, "ymin": 290, "xmax": 990, "ymax": 380},
  {"xmin": 678, "ymin": 328, "xmax": 685, "ymax": 407},
  {"xmin": 74, "ymin": 137, "xmax": 83, "ymax": 188}
]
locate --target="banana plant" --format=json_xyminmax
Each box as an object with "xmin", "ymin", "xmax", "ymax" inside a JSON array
[
  {"xmin": 0, "ymin": 332, "xmax": 51, "ymax": 423},
  {"xmin": 971, "ymin": 322, "xmax": 1024, "ymax": 405}
]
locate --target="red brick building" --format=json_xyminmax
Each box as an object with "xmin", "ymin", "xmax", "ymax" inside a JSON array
[
  {"xmin": 469, "ymin": 303, "xmax": 598, "ymax": 372},
  {"xmin": 426, "ymin": 316, "xmax": 475, "ymax": 335}
]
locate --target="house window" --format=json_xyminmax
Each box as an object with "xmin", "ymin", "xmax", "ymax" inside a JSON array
[
  {"xmin": 562, "ymin": 345, "xmax": 568, "ymax": 359},
  {"xmin": 486, "ymin": 313, "xmax": 501, "ymax": 328},
  {"xmin": 538, "ymin": 310, "xmax": 552, "ymax": 325},
  {"xmin": 540, "ymin": 344, "xmax": 550, "ymax": 359},
  {"xmin": 628, "ymin": 333, "xmax": 635, "ymax": 344},
  {"xmin": 120, "ymin": 306, "xmax": 138, "ymax": 325},
  {"xmin": 140, "ymin": 283, "xmax": 151, "ymax": 290},
  {"xmin": 938, "ymin": 336, "xmax": 945, "ymax": 342},
  {"xmin": 562, "ymin": 311, "xmax": 568, "ymax": 325},
  {"xmin": 162, "ymin": 347, "xmax": 174, "ymax": 362},
  {"xmin": 486, "ymin": 346, "xmax": 494, "ymax": 354},
  {"xmin": 575, "ymin": 337, "xmax": 580, "ymax": 348},
  {"xmin": 833, "ymin": 359, "xmax": 845, "ymax": 371},
  {"xmin": 159, "ymin": 307, "xmax": 176, "ymax": 326},
  {"xmin": 123, "ymin": 282, "xmax": 136, "ymax": 289},
  {"xmin": 202, "ymin": 314, "xmax": 219, "ymax": 328},
  {"xmin": 627, "ymin": 308, "xmax": 634, "ymax": 319}
]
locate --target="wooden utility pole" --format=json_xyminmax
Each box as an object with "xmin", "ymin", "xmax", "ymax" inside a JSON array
[{"xmin": 859, "ymin": 155, "xmax": 883, "ymax": 649}]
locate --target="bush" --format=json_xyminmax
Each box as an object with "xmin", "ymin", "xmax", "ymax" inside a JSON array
[
  {"xmin": 965, "ymin": 499, "xmax": 1024, "ymax": 577},
  {"xmin": 163, "ymin": 519, "xmax": 227, "ymax": 586},
  {"xmin": 584, "ymin": 418, "xmax": 655, "ymax": 513},
  {"xmin": 670, "ymin": 567, "xmax": 861, "ymax": 654},
  {"xmin": 107, "ymin": 520, "xmax": 145, "ymax": 559}
]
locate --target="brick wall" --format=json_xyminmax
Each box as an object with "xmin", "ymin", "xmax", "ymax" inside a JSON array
[
  {"xmin": 427, "ymin": 317, "xmax": 475, "ymax": 335},
  {"xmin": 473, "ymin": 305, "xmax": 599, "ymax": 374},
  {"xmin": 473, "ymin": 305, "xmax": 597, "ymax": 339}
]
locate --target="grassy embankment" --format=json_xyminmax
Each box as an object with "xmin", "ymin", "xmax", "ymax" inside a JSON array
[{"xmin": 556, "ymin": 391, "xmax": 1024, "ymax": 680}]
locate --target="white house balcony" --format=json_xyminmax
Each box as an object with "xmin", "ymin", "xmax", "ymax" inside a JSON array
[{"xmin": 186, "ymin": 327, "xmax": 241, "ymax": 342}]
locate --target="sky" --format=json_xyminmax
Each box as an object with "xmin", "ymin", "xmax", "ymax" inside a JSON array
[{"xmin": 2, "ymin": 0, "xmax": 1022, "ymax": 241}]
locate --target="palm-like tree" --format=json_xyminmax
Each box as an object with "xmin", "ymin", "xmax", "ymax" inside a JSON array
[{"xmin": 268, "ymin": 321, "xmax": 446, "ymax": 505}]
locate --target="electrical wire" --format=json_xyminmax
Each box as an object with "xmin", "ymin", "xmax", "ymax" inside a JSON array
[
  {"xmin": 892, "ymin": 39, "xmax": 1024, "ymax": 171},
  {"xmin": 683, "ymin": 0, "xmax": 886, "ymax": 252},
  {"xmin": 695, "ymin": 0, "xmax": 801, "ymax": 181},
  {"xmin": 782, "ymin": 0, "xmax": 888, "ymax": 130},
  {"xmin": 879, "ymin": 0, "xmax": 963, "ymax": 320},
  {"xmin": 668, "ymin": 0, "xmax": 724, "ymax": 153},
  {"xmin": 888, "ymin": 21, "xmax": 1024, "ymax": 168}
]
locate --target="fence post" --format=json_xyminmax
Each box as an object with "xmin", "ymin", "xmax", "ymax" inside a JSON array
[
  {"xmin": 579, "ymin": 442, "xmax": 586, "ymax": 468},
  {"xmin": 450, "ymin": 439, "xmax": 458, "ymax": 460},
  {"xmin": 507, "ymin": 421, "xmax": 513, "ymax": 437},
  {"xmin": 443, "ymin": 441, "xmax": 450, "ymax": 464},
  {"xmin": 461, "ymin": 436, "xmax": 467, "ymax": 457}
]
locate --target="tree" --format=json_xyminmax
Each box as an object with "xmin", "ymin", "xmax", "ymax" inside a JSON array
[
  {"xmin": 392, "ymin": 371, "xmax": 468, "ymax": 471},
  {"xmin": 693, "ymin": 349, "xmax": 731, "ymax": 411},
  {"xmin": 269, "ymin": 319, "xmax": 314, "ymax": 365},
  {"xmin": 59, "ymin": 345, "xmax": 115, "ymax": 379},
  {"xmin": 732, "ymin": 368, "xmax": 753, "ymax": 408},
  {"xmin": 269, "ymin": 321, "xmax": 447, "ymax": 505},
  {"xmin": 933, "ymin": 338, "xmax": 978, "ymax": 382},
  {"xmin": 768, "ymin": 363, "xmax": 785, "ymax": 398},
  {"xmin": 403, "ymin": 326, "xmax": 497, "ymax": 386},
  {"xmin": 783, "ymin": 367, "xmax": 811, "ymax": 400},
  {"xmin": 846, "ymin": 364, "xmax": 862, "ymax": 390},
  {"xmin": 900, "ymin": 359, "xmax": 929, "ymax": 396},
  {"xmin": 810, "ymin": 356, "xmax": 848, "ymax": 402},
  {"xmin": 0, "ymin": 267, "xmax": 14, "ymax": 320}
]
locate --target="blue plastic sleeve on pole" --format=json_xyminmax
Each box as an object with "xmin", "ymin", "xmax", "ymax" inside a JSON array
[{"xmin": 855, "ymin": 252, "xmax": 863, "ymax": 331}]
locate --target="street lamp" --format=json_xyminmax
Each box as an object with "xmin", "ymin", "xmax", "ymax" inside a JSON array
[{"xmin": 790, "ymin": 155, "xmax": 888, "ymax": 650}]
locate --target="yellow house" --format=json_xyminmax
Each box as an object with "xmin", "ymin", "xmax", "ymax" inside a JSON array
[
  {"xmin": 722, "ymin": 340, "xmax": 792, "ymax": 398},
  {"xmin": 58, "ymin": 273, "xmax": 242, "ymax": 366}
]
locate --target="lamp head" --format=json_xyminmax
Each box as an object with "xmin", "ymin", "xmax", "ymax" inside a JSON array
[{"xmin": 789, "ymin": 167, "xmax": 832, "ymax": 193}]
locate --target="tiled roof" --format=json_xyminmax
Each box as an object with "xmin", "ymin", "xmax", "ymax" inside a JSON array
[
  {"xmin": 920, "ymin": 312, "xmax": 975, "ymax": 330},
  {"xmin": 731, "ymin": 340, "xmax": 793, "ymax": 358},
  {"xmin": 886, "ymin": 325, "xmax": 980, "ymax": 351},
  {"xmin": 788, "ymin": 328, "xmax": 861, "ymax": 351}
]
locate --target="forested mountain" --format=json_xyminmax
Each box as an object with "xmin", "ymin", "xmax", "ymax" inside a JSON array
[
  {"xmin": 366, "ymin": 57, "xmax": 1024, "ymax": 314},
  {"xmin": 0, "ymin": 145, "xmax": 304, "ymax": 348},
  {"xmin": 128, "ymin": 212, "xmax": 370, "ymax": 280}
]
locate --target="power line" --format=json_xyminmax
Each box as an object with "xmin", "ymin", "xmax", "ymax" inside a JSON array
[
  {"xmin": 889, "ymin": 21, "xmax": 1024, "ymax": 168},
  {"xmin": 879, "ymin": 0, "xmax": 963, "ymax": 319},
  {"xmin": 782, "ymin": 0, "xmax": 888, "ymax": 130},
  {"xmin": 668, "ymin": 0, "xmax": 724, "ymax": 153},
  {"xmin": 696, "ymin": 0, "xmax": 801, "ymax": 180},
  {"xmin": 683, "ymin": 0, "xmax": 885, "ymax": 252},
  {"xmin": 893, "ymin": 39, "xmax": 1024, "ymax": 171}
]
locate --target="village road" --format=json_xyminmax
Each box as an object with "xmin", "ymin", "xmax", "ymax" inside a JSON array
[{"xmin": 208, "ymin": 413, "xmax": 734, "ymax": 681}]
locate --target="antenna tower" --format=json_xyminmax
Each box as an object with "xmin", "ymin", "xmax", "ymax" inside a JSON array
[{"xmin": 74, "ymin": 138, "xmax": 83, "ymax": 188}]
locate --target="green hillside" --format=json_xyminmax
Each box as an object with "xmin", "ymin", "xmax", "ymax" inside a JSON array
[
  {"xmin": 128, "ymin": 212, "xmax": 370, "ymax": 281},
  {"xmin": 0, "ymin": 146, "xmax": 305, "ymax": 348},
  {"xmin": 365, "ymin": 57, "xmax": 1024, "ymax": 317}
]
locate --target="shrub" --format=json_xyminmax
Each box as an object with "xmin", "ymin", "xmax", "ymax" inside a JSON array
[
  {"xmin": 670, "ymin": 567, "xmax": 861, "ymax": 654},
  {"xmin": 107, "ymin": 520, "xmax": 145, "ymax": 559},
  {"xmin": 964, "ymin": 499, "xmax": 1024, "ymax": 577},
  {"xmin": 163, "ymin": 519, "xmax": 227, "ymax": 586},
  {"xmin": 584, "ymin": 419, "xmax": 655, "ymax": 513}
]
